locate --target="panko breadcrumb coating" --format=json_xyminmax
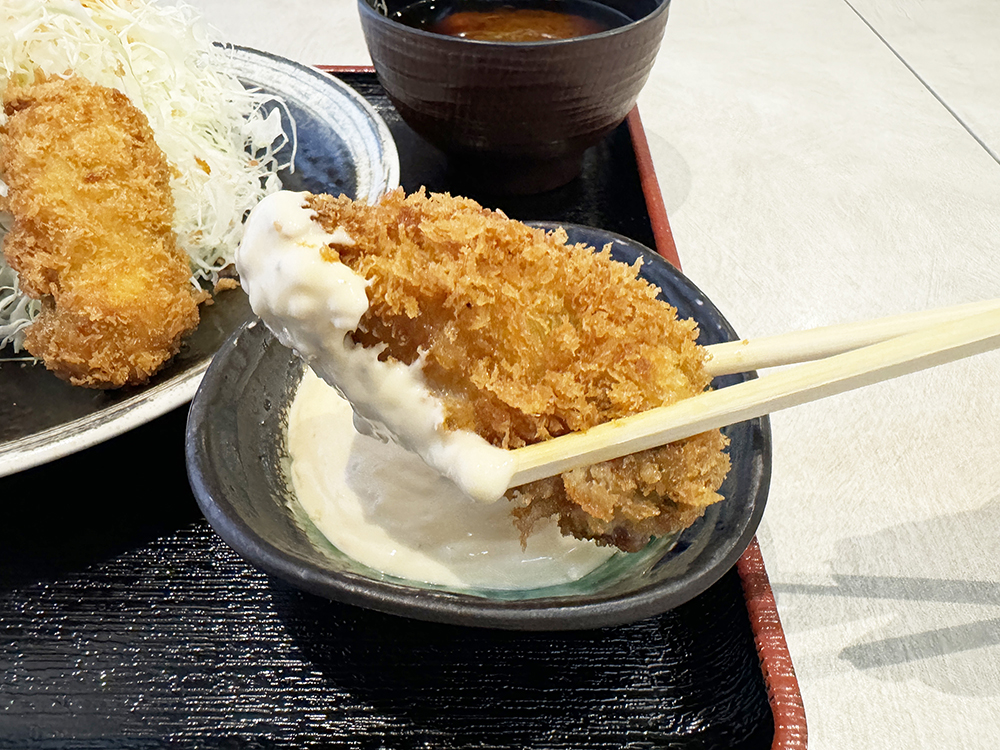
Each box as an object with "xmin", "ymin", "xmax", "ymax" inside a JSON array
[
  {"xmin": 0, "ymin": 74, "xmax": 207, "ymax": 388},
  {"xmin": 306, "ymin": 189, "xmax": 731, "ymax": 552}
]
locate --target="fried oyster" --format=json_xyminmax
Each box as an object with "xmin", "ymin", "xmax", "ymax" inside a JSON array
[
  {"xmin": 0, "ymin": 74, "xmax": 207, "ymax": 387},
  {"xmin": 304, "ymin": 188, "xmax": 730, "ymax": 552}
]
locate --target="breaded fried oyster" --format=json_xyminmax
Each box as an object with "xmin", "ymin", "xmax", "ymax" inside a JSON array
[
  {"xmin": 303, "ymin": 189, "xmax": 730, "ymax": 551},
  {"xmin": 240, "ymin": 188, "xmax": 730, "ymax": 553},
  {"xmin": 0, "ymin": 74, "xmax": 208, "ymax": 387}
]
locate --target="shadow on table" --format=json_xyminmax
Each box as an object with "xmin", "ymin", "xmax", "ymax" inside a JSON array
[
  {"xmin": 773, "ymin": 494, "xmax": 1000, "ymax": 697},
  {"xmin": 270, "ymin": 570, "xmax": 774, "ymax": 750},
  {"xmin": 0, "ymin": 405, "xmax": 200, "ymax": 592}
]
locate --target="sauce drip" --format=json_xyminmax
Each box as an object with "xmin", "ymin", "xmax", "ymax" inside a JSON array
[
  {"xmin": 287, "ymin": 370, "xmax": 616, "ymax": 590},
  {"xmin": 236, "ymin": 191, "xmax": 616, "ymax": 590},
  {"xmin": 393, "ymin": 0, "xmax": 631, "ymax": 42}
]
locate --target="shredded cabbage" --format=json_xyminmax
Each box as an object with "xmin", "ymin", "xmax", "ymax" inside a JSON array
[{"xmin": 0, "ymin": 0, "xmax": 295, "ymax": 351}]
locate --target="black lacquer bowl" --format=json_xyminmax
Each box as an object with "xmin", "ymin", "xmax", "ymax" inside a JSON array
[
  {"xmin": 185, "ymin": 224, "xmax": 770, "ymax": 630},
  {"xmin": 358, "ymin": 0, "xmax": 671, "ymax": 194}
]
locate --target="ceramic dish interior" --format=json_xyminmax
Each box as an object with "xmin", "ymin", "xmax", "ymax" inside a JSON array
[
  {"xmin": 0, "ymin": 46, "xmax": 399, "ymax": 479},
  {"xmin": 185, "ymin": 223, "xmax": 771, "ymax": 630}
]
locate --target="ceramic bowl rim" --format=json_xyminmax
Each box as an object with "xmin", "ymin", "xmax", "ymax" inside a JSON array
[
  {"xmin": 186, "ymin": 223, "xmax": 771, "ymax": 631},
  {"xmin": 357, "ymin": 0, "xmax": 671, "ymax": 48}
]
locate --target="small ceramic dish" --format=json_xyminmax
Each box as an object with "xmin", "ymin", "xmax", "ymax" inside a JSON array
[{"xmin": 185, "ymin": 224, "xmax": 770, "ymax": 630}]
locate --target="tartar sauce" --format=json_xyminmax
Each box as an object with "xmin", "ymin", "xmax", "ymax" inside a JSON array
[
  {"xmin": 237, "ymin": 190, "xmax": 616, "ymax": 588},
  {"xmin": 287, "ymin": 369, "xmax": 616, "ymax": 589},
  {"xmin": 236, "ymin": 190, "xmax": 515, "ymax": 503}
]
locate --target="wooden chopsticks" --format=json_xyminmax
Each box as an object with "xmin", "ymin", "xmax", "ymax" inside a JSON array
[
  {"xmin": 703, "ymin": 297, "xmax": 1000, "ymax": 376},
  {"xmin": 504, "ymin": 300, "xmax": 1000, "ymax": 490}
]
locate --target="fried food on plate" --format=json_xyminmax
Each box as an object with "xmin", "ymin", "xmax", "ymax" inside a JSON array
[
  {"xmin": 283, "ymin": 189, "xmax": 730, "ymax": 552},
  {"xmin": 0, "ymin": 0, "xmax": 293, "ymax": 368},
  {"xmin": 0, "ymin": 74, "xmax": 208, "ymax": 387}
]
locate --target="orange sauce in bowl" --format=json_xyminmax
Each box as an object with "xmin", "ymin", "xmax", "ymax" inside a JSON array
[
  {"xmin": 393, "ymin": 0, "xmax": 632, "ymax": 42},
  {"xmin": 430, "ymin": 8, "xmax": 608, "ymax": 41}
]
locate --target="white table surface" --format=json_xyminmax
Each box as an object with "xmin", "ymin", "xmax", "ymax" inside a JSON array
[{"xmin": 182, "ymin": 1, "xmax": 1000, "ymax": 747}]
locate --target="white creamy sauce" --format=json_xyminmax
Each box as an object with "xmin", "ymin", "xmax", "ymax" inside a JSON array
[
  {"xmin": 236, "ymin": 190, "xmax": 616, "ymax": 589},
  {"xmin": 236, "ymin": 190, "xmax": 515, "ymax": 503},
  {"xmin": 287, "ymin": 369, "xmax": 616, "ymax": 589}
]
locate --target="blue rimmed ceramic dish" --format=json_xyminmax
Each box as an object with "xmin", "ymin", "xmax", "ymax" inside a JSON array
[{"xmin": 185, "ymin": 223, "xmax": 770, "ymax": 630}]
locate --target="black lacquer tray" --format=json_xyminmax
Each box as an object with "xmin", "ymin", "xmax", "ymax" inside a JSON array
[{"xmin": 0, "ymin": 70, "xmax": 802, "ymax": 750}]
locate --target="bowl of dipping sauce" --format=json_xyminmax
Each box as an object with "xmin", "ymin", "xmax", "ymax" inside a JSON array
[
  {"xmin": 185, "ymin": 224, "xmax": 770, "ymax": 631},
  {"xmin": 358, "ymin": 0, "xmax": 671, "ymax": 194}
]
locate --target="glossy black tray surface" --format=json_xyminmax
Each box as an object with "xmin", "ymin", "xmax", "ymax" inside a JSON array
[{"xmin": 0, "ymin": 71, "xmax": 773, "ymax": 749}]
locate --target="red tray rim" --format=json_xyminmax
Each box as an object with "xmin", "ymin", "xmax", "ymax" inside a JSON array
[{"xmin": 627, "ymin": 108, "xmax": 807, "ymax": 749}]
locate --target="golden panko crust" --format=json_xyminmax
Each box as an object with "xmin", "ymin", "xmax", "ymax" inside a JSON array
[
  {"xmin": 306, "ymin": 188, "xmax": 730, "ymax": 552},
  {"xmin": 0, "ymin": 74, "xmax": 207, "ymax": 388}
]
